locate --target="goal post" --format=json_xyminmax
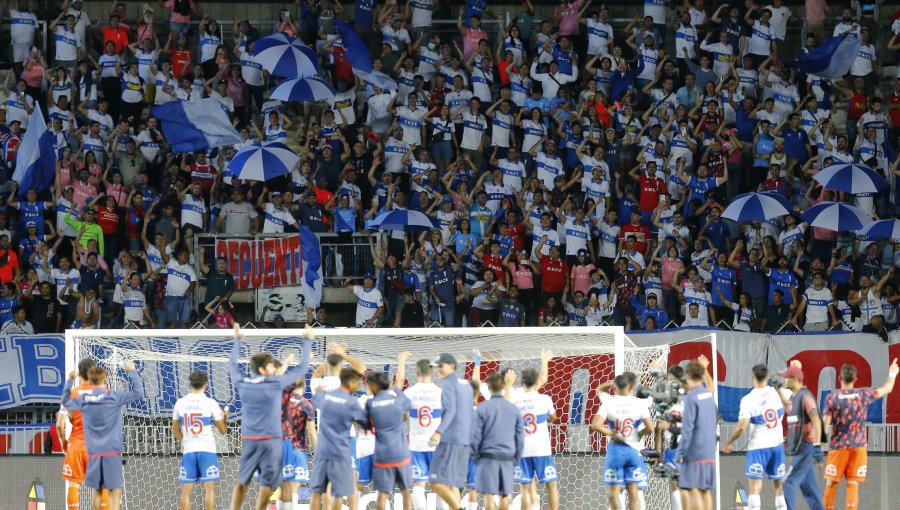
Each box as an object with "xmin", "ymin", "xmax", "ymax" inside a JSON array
[{"xmin": 65, "ymin": 326, "xmax": 669, "ymax": 510}]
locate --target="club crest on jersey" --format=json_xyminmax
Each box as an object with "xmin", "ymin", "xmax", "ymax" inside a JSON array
[
  {"xmin": 412, "ymin": 465, "xmax": 424, "ymax": 479},
  {"xmin": 631, "ymin": 468, "xmax": 646, "ymax": 482},
  {"xmin": 856, "ymin": 466, "xmax": 867, "ymax": 478},
  {"xmin": 206, "ymin": 465, "xmax": 220, "ymax": 479},
  {"xmin": 604, "ymin": 468, "xmax": 619, "ymax": 483},
  {"xmin": 282, "ymin": 463, "xmax": 295, "ymax": 478},
  {"xmin": 179, "ymin": 466, "xmax": 188, "ymax": 480},
  {"xmin": 776, "ymin": 463, "xmax": 786, "ymax": 477},
  {"xmin": 295, "ymin": 466, "xmax": 308, "ymax": 481},
  {"xmin": 514, "ymin": 466, "xmax": 524, "ymax": 480},
  {"xmin": 825, "ymin": 464, "xmax": 838, "ymax": 477},
  {"xmin": 62, "ymin": 464, "xmax": 73, "ymax": 477}
]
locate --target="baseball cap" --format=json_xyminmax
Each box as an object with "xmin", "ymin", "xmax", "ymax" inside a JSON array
[
  {"xmin": 577, "ymin": 248, "xmax": 589, "ymax": 257},
  {"xmin": 25, "ymin": 221, "xmax": 36, "ymax": 229},
  {"xmin": 430, "ymin": 353, "xmax": 458, "ymax": 368},
  {"xmin": 271, "ymin": 191, "xmax": 283, "ymax": 197},
  {"xmin": 363, "ymin": 272, "xmax": 375, "ymax": 280},
  {"xmin": 442, "ymin": 195, "xmax": 452, "ymax": 203},
  {"xmin": 777, "ymin": 365, "xmax": 804, "ymax": 383},
  {"xmin": 647, "ymin": 293, "xmax": 658, "ymax": 300}
]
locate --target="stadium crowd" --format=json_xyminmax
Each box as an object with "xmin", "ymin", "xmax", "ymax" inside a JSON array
[{"xmin": 0, "ymin": 0, "xmax": 897, "ymax": 335}]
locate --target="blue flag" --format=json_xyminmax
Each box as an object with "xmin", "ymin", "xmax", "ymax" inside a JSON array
[
  {"xmin": 784, "ymin": 32, "xmax": 861, "ymax": 80},
  {"xmin": 299, "ymin": 225, "xmax": 323, "ymax": 310},
  {"xmin": 12, "ymin": 103, "xmax": 57, "ymax": 198},
  {"xmin": 334, "ymin": 19, "xmax": 398, "ymax": 90},
  {"xmin": 151, "ymin": 98, "xmax": 241, "ymax": 153}
]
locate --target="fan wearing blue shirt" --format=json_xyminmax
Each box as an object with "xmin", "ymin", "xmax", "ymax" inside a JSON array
[
  {"xmin": 767, "ymin": 257, "xmax": 799, "ymax": 305},
  {"xmin": 309, "ymin": 367, "xmax": 371, "ymax": 510},
  {"xmin": 699, "ymin": 206, "xmax": 731, "ymax": 254},
  {"xmin": 702, "ymin": 251, "xmax": 737, "ymax": 324},
  {"xmin": 365, "ymin": 351, "xmax": 414, "ymax": 510}
]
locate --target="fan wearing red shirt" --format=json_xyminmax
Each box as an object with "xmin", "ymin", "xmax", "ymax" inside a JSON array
[
  {"xmin": 536, "ymin": 240, "xmax": 569, "ymax": 305},
  {"xmin": 180, "ymin": 153, "xmax": 217, "ymax": 193},
  {"xmin": 477, "ymin": 239, "xmax": 505, "ymax": 278},
  {"xmin": 619, "ymin": 210, "xmax": 651, "ymax": 256},
  {"xmin": 888, "ymin": 77, "xmax": 900, "ymax": 142},
  {"xmin": 102, "ymin": 15, "xmax": 130, "ymax": 54},
  {"xmin": 628, "ymin": 161, "xmax": 667, "ymax": 221},
  {"xmin": 169, "ymin": 33, "xmax": 194, "ymax": 80}
]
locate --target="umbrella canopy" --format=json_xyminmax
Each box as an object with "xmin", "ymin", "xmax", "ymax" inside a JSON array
[
  {"xmin": 812, "ymin": 163, "xmax": 886, "ymax": 194},
  {"xmin": 722, "ymin": 192, "xmax": 792, "ymax": 222},
  {"xmin": 369, "ymin": 210, "xmax": 441, "ymax": 232},
  {"xmin": 252, "ymin": 33, "xmax": 318, "ymax": 78},
  {"xmin": 799, "ymin": 201, "xmax": 872, "ymax": 232},
  {"xmin": 226, "ymin": 142, "xmax": 299, "ymax": 181},
  {"xmin": 857, "ymin": 219, "xmax": 900, "ymax": 240},
  {"xmin": 270, "ymin": 77, "xmax": 337, "ymax": 103}
]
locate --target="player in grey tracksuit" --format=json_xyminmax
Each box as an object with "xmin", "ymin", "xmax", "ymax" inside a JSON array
[
  {"xmin": 429, "ymin": 353, "xmax": 475, "ymax": 510},
  {"xmin": 676, "ymin": 361, "xmax": 719, "ymax": 510},
  {"xmin": 471, "ymin": 373, "xmax": 524, "ymax": 510},
  {"xmin": 61, "ymin": 362, "xmax": 145, "ymax": 510}
]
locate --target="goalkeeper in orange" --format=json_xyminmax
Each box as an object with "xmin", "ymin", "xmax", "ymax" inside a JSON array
[{"xmin": 57, "ymin": 358, "xmax": 110, "ymax": 510}]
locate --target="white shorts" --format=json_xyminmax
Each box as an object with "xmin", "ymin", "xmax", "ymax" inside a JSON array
[{"xmin": 13, "ymin": 44, "xmax": 32, "ymax": 63}]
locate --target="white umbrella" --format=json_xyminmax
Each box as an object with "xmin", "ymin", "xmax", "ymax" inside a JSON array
[
  {"xmin": 800, "ymin": 201, "xmax": 872, "ymax": 232},
  {"xmin": 252, "ymin": 33, "xmax": 318, "ymax": 78},
  {"xmin": 226, "ymin": 142, "xmax": 300, "ymax": 181}
]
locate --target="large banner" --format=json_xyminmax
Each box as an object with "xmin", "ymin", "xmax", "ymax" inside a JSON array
[
  {"xmin": 214, "ymin": 235, "xmax": 306, "ymax": 290},
  {"xmin": 0, "ymin": 334, "xmax": 65, "ymax": 410}
]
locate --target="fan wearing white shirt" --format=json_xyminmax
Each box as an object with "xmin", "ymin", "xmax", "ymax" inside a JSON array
[
  {"xmin": 791, "ymin": 272, "xmax": 836, "ymax": 331},
  {"xmin": 724, "ymin": 365, "xmax": 787, "ymax": 510},
  {"xmin": 165, "ymin": 250, "xmax": 198, "ymax": 328},
  {"xmin": 489, "ymin": 146, "xmax": 526, "ymax": 193},
  {"xmin": 172, "ymin": 370, "xmax": 228, "ymax": 510}
]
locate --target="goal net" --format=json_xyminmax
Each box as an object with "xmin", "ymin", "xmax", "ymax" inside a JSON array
[{"xmin": 66, "ymin": 326, "xmax": 669, "ymax": 510}]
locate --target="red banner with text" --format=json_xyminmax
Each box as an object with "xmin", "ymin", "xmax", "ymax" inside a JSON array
[{"xmin": 214, "ymin": 236, "xmax": 305, "ymax": 290}]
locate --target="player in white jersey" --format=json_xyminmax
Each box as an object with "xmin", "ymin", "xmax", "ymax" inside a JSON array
[
  {"xmin": 724, "ymin": 364, "xmax": 787, "ymax": 510},
  {"xmin": 171, "ymin": 370, "xmax": 228, "ymax": 510},
  {"xmin": 309, "ymin": 343, "xmax": 367, "ymax": 509},
  {"xmin": 405, "ymin": 359, "xmax": 443, "ymax": 510},
  {"xmin": 592, "ymin": 372, "xmax": 654, "ymax": 510},
  {"xmin": 512, "ymin": 349, "xmax": 560, "ymax": 510}
]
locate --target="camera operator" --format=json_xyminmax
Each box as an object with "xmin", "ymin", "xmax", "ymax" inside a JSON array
[
  {"xmin": 655, "ymin": 364, "xmax": 687, "ymax": 510},
  {"xmin": 676, "ymin": 360, "xmax": 718, "ymax": 510},
  {"xmin": 777, "ymin": 361, "xmax": 825, "ymax": 510},
  {"xmin": 653, "ymin": 354, "xmax": 713, "ymax": 510}
]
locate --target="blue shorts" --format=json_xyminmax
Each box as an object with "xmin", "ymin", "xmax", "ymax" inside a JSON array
[
  {"xmin": 603, "ymin": 443, "xmax": 647, "ymax": 487},
  {"xmin": 310, "ymin": 458, "xmax": 355, "ymax": 498},
  {"xmin": 475, "ymin": 458, "xmax": 515, "ymax": 496},
  {"xmin": 514, "ymin": 456, "xmax": 559, "ymax": 484},
  {"xmin": 431, "ymin": 140, "xmax": 455, "ymax": 160},
  {"xmin": 281, "ymin": 440, "xmax": 310, "ymax": 483},
  {"xmin": 430, "ymin": 442, "xmax": 470, "ymax": 489},
  {"xmin": 85, "ymin": 454, "xmax": 124, "ymax": 490},
  {"xmin": 238, "ymin": 438, "xmax": 282, "ymax": 487},
  {"xmin": 746, "ymin": 445, "xmax": 786, "ymax": 480},
  {"xmin": 373, "ymin": 462, "xmax": 413, "ymax": 493},
  {"xmin": 357, "ymin": 454, "xmax": 373, "ymax": 485},
  {"xmin": 180, "ymin": 451, "xmax": 220, "ymax": 483},
  {"xmin": 467, "ymin": 459, "xmax": 476, "ymax": 489},
  {"xmin": 165, "ymin": 295, "xmax": 192, "ymax": 324},
  {"xmin": 411, "ymin": 451, "xmax": 433, "ymax": 482},
  {"xmin": 679, "ymin": 461, "xmax": 715, "ymax": 491}
]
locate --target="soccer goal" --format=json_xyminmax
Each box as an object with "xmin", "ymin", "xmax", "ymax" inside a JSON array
[{"xmin": 65, "ymin": 326, "xmax": 670, "ymax": 510}]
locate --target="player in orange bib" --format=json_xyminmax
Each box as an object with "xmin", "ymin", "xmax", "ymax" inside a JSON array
[
  {"xmin": 822, "ymin": 359, "xmax": 899, "ymax": 510},
  {"xmin": 57, "ymin": 358, "xmax": 110, "ymax": 510}
]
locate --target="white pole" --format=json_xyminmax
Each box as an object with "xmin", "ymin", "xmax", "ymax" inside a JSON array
[
  {"xmin": 712, "ymin": 332, "xmax": 721, "ymax": 510},
  {"xmin": 614, "ymin": 327, "xmax": 625, "ymax": 375}
]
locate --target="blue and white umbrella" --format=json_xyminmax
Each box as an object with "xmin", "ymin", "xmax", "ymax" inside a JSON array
[
  {"xmin": 270, "ymin": 77, "xmax": 337, "ymax": 103},
  {"xmin": 226, "ymin": 142, "xmax": 300, "ymax": 181},
  {"xmin": 857, "ymin": 219, "xmax": 900, "ymax": 241},
  {"xmin": 800, "ymin": 201, "xmax": 872, "ymax": 232},
  {"xmin": 812, "ymin": 163, "xmax": 886, "ymax": 194},
  {"xmin": 722, "ymin": 192, "xmax": 792, "ymax": 222},
  {"xmin": 369, "ymin": 210, "xmax": 441, "ymax": 232},
  {"xmin": 252, "ymin": 33, "xmax": 318, "ymax": 78}
]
